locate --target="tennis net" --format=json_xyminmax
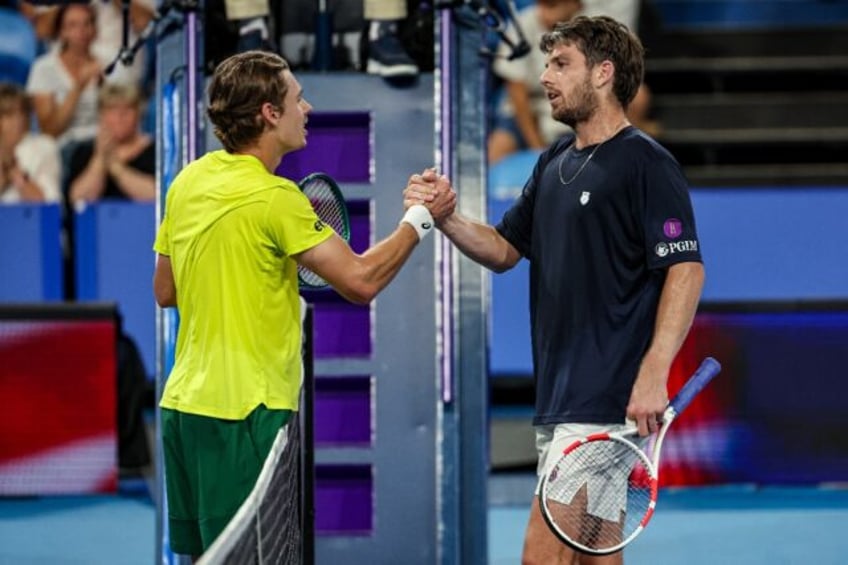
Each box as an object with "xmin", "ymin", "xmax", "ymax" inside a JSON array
[
  {"xmin": 196, "ymin": 305, "xmax": 315, "ymax": 565},
  {"xmin": 197, "ymin": 417, "xmax": 303, "ymax": 565}
]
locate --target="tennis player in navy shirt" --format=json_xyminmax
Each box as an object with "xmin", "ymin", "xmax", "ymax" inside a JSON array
[{"xmin": 405, "ymin": 15, "xmax": 704, "ymax": 565}]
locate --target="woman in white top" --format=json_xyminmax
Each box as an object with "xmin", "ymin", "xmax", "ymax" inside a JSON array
[
  {"xmin": 25, "ymin": 3, "xmax": 101, "ymax": 149},
  {"xmin": 20, "ymin": 0, "xmax": 155, "ymax": 88},
  {"xmin": 0, "ymin": 82, "xmax": 61, "ymax": 204}
]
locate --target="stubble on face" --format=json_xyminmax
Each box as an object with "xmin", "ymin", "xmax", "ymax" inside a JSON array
[{"xmin": 552, "ymin": 73, "xmax": 597, "ymax": 129}]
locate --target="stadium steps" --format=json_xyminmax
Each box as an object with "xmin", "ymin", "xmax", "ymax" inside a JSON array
[{"xmin": 645, "ymin": 25, "xmax": 848, "ymax": 187}]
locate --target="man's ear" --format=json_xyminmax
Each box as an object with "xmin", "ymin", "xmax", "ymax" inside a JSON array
[
  {"xmin": 594, "ymin": 60, "xmax": 614, "ymax": 88},
  {"xmin": 260, "ymin": 102, "xmax": 279, "ymax": 124}
]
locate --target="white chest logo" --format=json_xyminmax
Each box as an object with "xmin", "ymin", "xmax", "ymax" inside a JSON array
[{"xmin": 579, "ymin": 191, "xmax": 591, "ymax": 206}]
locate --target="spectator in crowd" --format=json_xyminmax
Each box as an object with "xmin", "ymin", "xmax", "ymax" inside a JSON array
[
  {"xmin": 218, "ymin": 0, "xmax": 276, "ymax": 52},
  {"xmin": 488, "ymin": 0, "xmax": 661, "ymax": 164},
  {"xmin": 17, "ymin": 1, "xmax": 56, "ymax": 52},
  {"xmin": 361, "ymin": 0, "xmax": 419, "ymax": 78},
  {"xmin": 20, "ymin": 0, "xmax": 153, "ymax": 87},
  {"xmin": 0, "ymin": 82, "xmax": 61, "ymax": 204},
  {"xmin": 222, "ymin": 0, "xmax": 418, "ymax": 78},
  {"xmin": 26, "ymin": 3, "xmax": 101, "ymax": 150},
  {"xmin": 91, "ymin": 0, "xmax": 156, "ymax": 88},
  {"xmin": 67, "ymin": 83, "xmax": 154, "ymax": 204},
  {"xmin": 488, "ymin": 0, "xmax": 582, "ymax": 164}
]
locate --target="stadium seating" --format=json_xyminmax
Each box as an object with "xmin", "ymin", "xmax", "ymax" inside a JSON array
[{"xmin": 0, "ymin": 8, "xmax": 38, "ymax": 86}]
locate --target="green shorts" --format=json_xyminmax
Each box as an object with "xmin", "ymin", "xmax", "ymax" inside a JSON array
[{"xmin": 161, "ymin": 405, "xmax": 292, "ymax": 556}]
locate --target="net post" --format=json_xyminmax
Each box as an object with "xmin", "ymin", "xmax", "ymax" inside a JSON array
[{"xmin": 300, "ymin": 302, "xmax": 315, "ymax": 565}]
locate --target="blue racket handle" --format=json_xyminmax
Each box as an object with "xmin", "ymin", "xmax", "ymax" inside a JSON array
[{"xmin": 669, "ymin": 357, "xmax": 721, "ymax": 416}]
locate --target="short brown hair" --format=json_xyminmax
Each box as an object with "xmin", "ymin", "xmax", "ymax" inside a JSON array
[
  {"xmin": 0, "ymin": 82, "xmax": 31, "ymax": 116},
  {"xmin": 206, "ymin": 51, "xmax": 290, "ymax": 152},
  {"xmin": 540, "ymin": 15, "xmax": 644, "ymax": 109}
]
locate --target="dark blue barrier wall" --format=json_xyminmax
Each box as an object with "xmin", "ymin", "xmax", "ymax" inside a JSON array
[
  {"xmin": 75, "ymin": 202, "xmax": 156, "ymax": 378},
  {"xmin": 5, "ymin": 179, "xmax": 848, "ymax": 381},
  {"xmin": 0, "ymin": 204, "xmax": 63, "ymax": 302},
  {"xmin": 487, "ymin": 152, "xmax": 848, "ymax": 377}
]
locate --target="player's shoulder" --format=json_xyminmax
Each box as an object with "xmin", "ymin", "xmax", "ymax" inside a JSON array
[
  {"xmin": 619, "ymin": 127, "xmax": 676, "ymax": 162},
  {"xmin": 262, "ymin": 176, "xmax": 302, "ymax": 206},
  {"xmin": 271, "ymin": 175, "xmax": 300, "ymax": 192},
  {"xmin": 616, "ymin": 128, "xmax": 688, "ymax": 186}
]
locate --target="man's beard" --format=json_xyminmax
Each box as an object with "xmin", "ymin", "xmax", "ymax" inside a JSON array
[{"xmin": 552, "ymin": 78, "xmax": 597, "ymax": 128}]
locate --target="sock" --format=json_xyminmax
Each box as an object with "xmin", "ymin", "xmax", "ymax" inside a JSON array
[{"xmin": 239, "ymin": 17, "xmax": 268, "ymax": 39}]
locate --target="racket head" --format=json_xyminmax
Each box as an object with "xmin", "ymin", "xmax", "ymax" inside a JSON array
[
  {"xmin": 539, "ymin": 434, "xmax": 658, "ymax": 555},
  {"xmin": 297, "ymin": 172, "xmax": 351, "ymax": 289}
]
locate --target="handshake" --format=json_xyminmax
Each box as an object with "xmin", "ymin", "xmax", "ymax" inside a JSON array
[{"xmin": 399, "ymin": 168, "xmax": 458, "ymax": 241}]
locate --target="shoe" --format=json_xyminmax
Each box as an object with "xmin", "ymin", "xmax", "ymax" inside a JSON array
[{"xmin": 366, "ymin": 33, "xmax": 418, "ymax": 78}]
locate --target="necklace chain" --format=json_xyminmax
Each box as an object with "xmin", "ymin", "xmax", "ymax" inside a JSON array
[
  {"xmin": 557, "ymin": 142, "xmax": 602, "ymax": 185},
  {"xmin": 556, "ymin": 122, "xmax": 628, "ymax": 186}
]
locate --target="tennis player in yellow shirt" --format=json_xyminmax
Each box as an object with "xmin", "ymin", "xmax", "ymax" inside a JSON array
[{"xmin": 152, "ymin": 50, "xmax": 453, "ymax": 558}]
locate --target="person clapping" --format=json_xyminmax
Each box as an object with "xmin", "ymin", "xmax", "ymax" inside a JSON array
[
  {"xmin": 67, "ymin": 83, "xmax": 154, "ymax": 205},
  {"xmin": 0, "ymin": 82, "xmax": 61, "ymax": 204}
]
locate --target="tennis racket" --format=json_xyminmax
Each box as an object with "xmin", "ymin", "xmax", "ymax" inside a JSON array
[
  {"xmin": 539, "ymin": 356, "xmax": 722, "ymax": 555},
  {"xmin": 297, "ymin": 172, "xmax": 351, "ymax": 289}
]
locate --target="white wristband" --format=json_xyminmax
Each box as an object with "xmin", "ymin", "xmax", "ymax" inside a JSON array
[{"xmin": 400, "ymin": 204, "xmax": 434, "ymax": 241}]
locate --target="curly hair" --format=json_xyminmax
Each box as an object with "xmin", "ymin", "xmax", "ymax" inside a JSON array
[
  {"xmin": 540, "ymin": 15, "xmax": 644, "ymax": 109},
  {"xmin": 206, "ymin": 51, "xmax": 290, "ymax": 153}
]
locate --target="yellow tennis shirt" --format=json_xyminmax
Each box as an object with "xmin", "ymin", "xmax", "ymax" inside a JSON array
[{"xmin": 154, "ymin": 150, "xmax": 334, "ymax": 420}]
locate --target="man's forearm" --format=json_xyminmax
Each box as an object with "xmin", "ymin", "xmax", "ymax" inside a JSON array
[
  {"xmin": 645, "ymin": 261, "xmax": 705, "ymax": 365},
  {"xmin": 438, "ymin": 213, "xmax": 518, "ymax": 273}
]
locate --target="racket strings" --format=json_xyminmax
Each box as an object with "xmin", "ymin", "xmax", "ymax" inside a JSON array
[
  {"xmin": 543, "ymin": 440, "xmax": 653, "ymax": 552},
  {"xmin": 297, "ymin": 175, "xmax": 349, "ymax": 288},
  {"xmin": 304, "ymin": 180, "xmax": 348, "ymax": 237}
]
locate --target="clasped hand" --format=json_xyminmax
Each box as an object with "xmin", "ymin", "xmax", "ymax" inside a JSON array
[{"xmin": 403, "ymin": 168, "xmax": 457, "ymax": 224}]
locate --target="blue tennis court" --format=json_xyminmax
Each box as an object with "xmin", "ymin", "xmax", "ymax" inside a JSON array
[
  {"xmin": 3, "ymin": 479, "xmax": 847, "ymax": 564},
  {"xmin": 490, "ymin": 479, "xmax": 848, "ymax": 565}
]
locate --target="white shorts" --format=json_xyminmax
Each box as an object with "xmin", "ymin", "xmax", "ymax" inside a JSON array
[{"xmin": 535, "ymin": 422, "xmax": 641, "ymax": 523}]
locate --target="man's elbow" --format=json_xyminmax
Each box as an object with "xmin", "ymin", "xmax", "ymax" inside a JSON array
[
  {"xmin": 154, "ymin": 285, "xmax": 177, "ymax": 308},
  {"xmin": 488, "ymin": 248, "xmax": 521, "ymax": 274},
  {"xmin": 340, "ymin": 281, "xmax": 379, "ymax": 305},
  {"xmin": 489, "ymin": 261, "xmax": 512, "ymax": 274},
  {"xmin": 155, "ymin": 294, "xmax": 177, "ymax": 308}
]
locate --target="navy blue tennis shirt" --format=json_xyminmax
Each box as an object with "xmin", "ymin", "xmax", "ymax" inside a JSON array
[{"xmin": 496, "ymin": 126, "xmax": 702, "ymax": 426}]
